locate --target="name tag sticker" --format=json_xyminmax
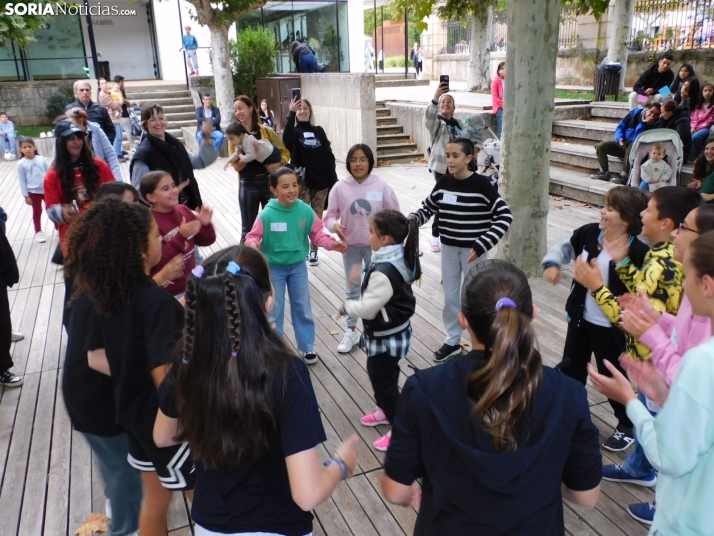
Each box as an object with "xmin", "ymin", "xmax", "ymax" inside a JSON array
[
  {"xmin": 442, "ymin": 194, "xmax": 458, "ymax": 204},
  {"xmin": 270, "ymin": 222, "xmax": 287, "ymax": 232},
  {"xmin": 303, "ymin": 132, "xmax": 315, "ymax": 138},
  {"xmin": 366, "ymin": 191, "xmax": 383, "ymax": 201}
]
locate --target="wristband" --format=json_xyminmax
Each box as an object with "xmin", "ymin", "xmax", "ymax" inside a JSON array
[
  {"xmin": 323, "ymin": 457, "xmax": 348, "ymax": 481},
  {"xmin": 617, "ymin": 256, "xmax": 631, "ymax": 268},
  {"xmin": 431, "ymin": 99, "xmax": 438, "ymax": 105}
]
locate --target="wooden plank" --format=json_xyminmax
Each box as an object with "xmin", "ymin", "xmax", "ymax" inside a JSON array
[
  {"xmin": 43, "ymin": 369, "xmax": 71, "ymax": 536},
  {"xmin": 68, "ymin": 430, "xmax": 93, "ymax": 536},
  {"xmin": 364, "ymin": 469, "xmax": 418, "ymax": 535},
  {"xmin": 347, "ymin": 474, "xmax": 406, "ymax": 536}
]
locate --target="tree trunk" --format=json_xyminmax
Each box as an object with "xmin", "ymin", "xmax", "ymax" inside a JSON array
[
  {"xmin": 209, "ymin": 25, "xmax": 235, "ymax": 130},
  {"xmin": 499, "ymin": 0, "xmax": 562, "ymax": 276},
  {"xmin": 467, "ymin": 7, "xmax": 493, "ymax": 92},
  {"xmin": 605, "ymin": 0, "xmax": 635, "ymax": 93}
]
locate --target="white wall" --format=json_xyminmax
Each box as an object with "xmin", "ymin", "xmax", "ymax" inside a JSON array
[{"xmin": 348, "ymin": 0, "xmax": 365, "ymax": 73}]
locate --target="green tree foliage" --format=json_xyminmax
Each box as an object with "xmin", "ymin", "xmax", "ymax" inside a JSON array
[
  {"xmin": 229, "ymin": 27, "xmax": 278, "ymax": 99},
  {"xmin": 0, "ymin": 0, "xmax": 54, "ymax": 48}
]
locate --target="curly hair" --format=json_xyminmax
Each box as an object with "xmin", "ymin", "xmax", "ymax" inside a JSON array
[
  {"xmin": 175, "ymin": 246, "xmax": 293, "ymax": 468},
  {"xmin": 64, "ymin": 198, "xmax": 154, "ymax": 315},
  {"xmin": 53, "ymin": 132, "xmax": 101, "ymax": 205}
]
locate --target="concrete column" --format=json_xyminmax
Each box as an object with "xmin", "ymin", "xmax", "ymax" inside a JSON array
[{"xmin": 300, "ymin": 73, "xmax": 376, "ymax": 163}]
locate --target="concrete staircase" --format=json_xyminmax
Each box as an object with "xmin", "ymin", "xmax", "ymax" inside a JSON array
[
  {"xmin": 548, "ymin": 101, "xmax": 694, "ymax": 205},
  {"xmin": 124, "ymin": 82, "xmax": 194, "ymax": 141},
  {"xmin": 375, "ymin": 101, "xmax": 421, "ymax": 164},
  {"xmin": 375, "ymin": 73, "xmax": 430, "ymax": 88}
]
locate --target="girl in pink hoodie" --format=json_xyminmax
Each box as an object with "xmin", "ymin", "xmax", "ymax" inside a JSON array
[
  {"xmin": 323, "ymin": 144, "xmax": 400, "ymax": 354},
  {"xmin": 690, "ymin": 82, "xmax": 714, "ymax": 159}
]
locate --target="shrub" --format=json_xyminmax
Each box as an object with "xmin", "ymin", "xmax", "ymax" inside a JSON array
[
  {"xmin": 46, "ymin": 87, "xmax": 75, "ymax": 120},
  {"xmin": 385, "ymin": 56, "xmax": 406, "ymax": 68},
  {"xmin": 229, "ymin": 27, "xmax": 278, "ymax": 99}
]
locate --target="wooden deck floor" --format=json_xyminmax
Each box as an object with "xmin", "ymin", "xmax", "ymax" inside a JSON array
[{"xmin": 0, "ymin": 158, "xmax": 653, "ymax": 536}]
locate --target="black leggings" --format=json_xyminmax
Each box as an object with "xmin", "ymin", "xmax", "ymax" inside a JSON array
[
  {"xmin": 367, "ymin": 353, "xmax": 402, "ymax": 424},
  {"xmin": 239, "ymin": 176, "xmax": 273, "ymax": 243}
]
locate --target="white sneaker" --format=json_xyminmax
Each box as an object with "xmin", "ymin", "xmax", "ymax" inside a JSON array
[
  {"xmin": 35, "ymin": 231, "xmax": 46, "ymax": 243},
  {"xmin": 11, "ymin": 331, "xmax": 24, "ymax": 342},
  {"xmin": 4, "ymin": 152, "xmax": 14, "ymax": 161},
  {"xmin": 430, "ymin": 236, "xmax": 441, "ymax": 252},
  {"xmin": 105, "ymin": 498, "xmax": 112, "ymax": 519},
  {"xmin": 337, "ymin": 329, "xmax": 361, "ymax": 353}
]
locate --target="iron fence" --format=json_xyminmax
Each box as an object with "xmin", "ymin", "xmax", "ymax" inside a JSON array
[{"xmin": 629, "ymin": 0, "xmax": 714, "ymax": 51}]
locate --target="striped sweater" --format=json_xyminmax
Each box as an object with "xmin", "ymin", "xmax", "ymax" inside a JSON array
[{"xmin": 411, "ymin": 172, "xmax": 513, "ymax": 256}]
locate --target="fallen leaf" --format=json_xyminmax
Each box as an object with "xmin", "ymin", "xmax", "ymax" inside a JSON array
[
  {"xmin": 553, "ymin": 196, "xmax": 564, "ymax": 201},
  {"xmin": 75, "ymin": 513, "xmax": 109, "ymax": 536},
  {"xmin": 556, "ymin": 205, "xmax": 563, "ymax": 210},
  {"xmin": 330, "ymin": 330, "xmax": 339, "ymax": 335},
  {"xmin": 584, "ymin": 203, "xmax": 593, "ymax": 208},
  {"xmin": 564, "ymin": 203, "xmax": 571, "ymax": 206}
]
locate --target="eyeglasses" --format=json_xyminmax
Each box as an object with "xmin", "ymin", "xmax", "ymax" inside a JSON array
[
  {"xmin": 679, "ymin": 222, "xmax": 700, "ymax": 234},
  {"xmin": 349, "ymin": 157, "xmax": 368, "ymax": 164}
]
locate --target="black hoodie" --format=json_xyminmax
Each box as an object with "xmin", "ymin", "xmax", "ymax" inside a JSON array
[
  {"xmin": 385, "ymin": 352, "xmax": 602, "ymax": 535},
  {"xmin": 659, "ymin": 106, "xmax": 693, "ymax": 163},
  {"xmin": 633, "ymin": 62, "xmax": 675, "ymax": 96}
]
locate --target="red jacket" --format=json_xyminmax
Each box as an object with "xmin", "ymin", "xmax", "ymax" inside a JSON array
[
  {"xmin": 44, "ymin": 158, "xmax": 115, "ymax": 254},
  {"xmin": 151, "ymin": 204, "xmax": 216, "ymax": 296}
]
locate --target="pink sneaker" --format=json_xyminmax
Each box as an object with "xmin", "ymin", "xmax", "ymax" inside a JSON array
[
  {"xmin": 360, "ymin": 408, "xmax": 389, "ymax": 427},
  {"xmin": 373, "ymin": 431, "xmax": 391, "ymax": 451}
]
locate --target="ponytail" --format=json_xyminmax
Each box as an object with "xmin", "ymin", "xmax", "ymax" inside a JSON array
[
  {"xmin": 372, "ymin": 210, "xmax": 421, "ymax": 282},
  {"xmin": 461, "ymin": 260, "xmax": 542, "ymax": 453}
]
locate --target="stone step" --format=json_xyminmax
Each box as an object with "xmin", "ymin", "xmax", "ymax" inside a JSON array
[
  {"xmin": 375, "ymin": 73, "xmax": 417, "ymax": 81},
  {"xmin": 377, "ymin": 125, "xmax": 404, "ymax": 135},
  {"xmin": 164, "ymin": 111, "xmax": 197, "ymax": 121},
  {"xmin": 550, "ymin": 141, "xmax": 693, "ymax": 181},
  {"xmin": 167, "ymin": 128, "xmax": 184, "ymax": 138},
  {"xmin": 125, "ymin": 90, "xmax": 191, "ymax": 100},
  {"xmin": 124, "ymin": 83, "xmax": 187, "ymax": 93},
  {"xmin": 548, "ymin": 167, "xmax": 614, "ymax": 206},
  {"xmin": 161, "ymin": 104, "xmax": 195, "ymax": 114},
  {"xmin": 127, "ymin": 96, "xmax": 194, "ymax": 106},
  {"xmin": 377, "ymin": 116, "xmax": 398, "ymax": 126},
  {"xmin": 376, "ymin": 142, "xmax": 418, "ymax": 155},
  {"xmin": 377, "ymin": 133, "xmax": 411, "ymax": 145},
  {"xmin": 377, "ymin": 108, "xmax": 391, "ymax": 118},
  {"xmin": 167, "ymin": 119, "xmax": 196, "ymax": 129},
  {"xmin": 376, "ymin": 151, "xmax": 424, "ymax": 164},
  {"xmin": 552, "ymin": 119, "xmax": 616, "ymax": 143},
  {"xmin": 375, "ymin": 79, "xmax": 430, "ymax": 88},
  {"xmin": 376, "ymin": 100, "xmax": 386, "ymax": 109},
  {"xmin": 589, "ymin": 102, "xmax": 629, "ymax": 121}
]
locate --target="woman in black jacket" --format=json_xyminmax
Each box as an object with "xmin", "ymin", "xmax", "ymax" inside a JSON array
[
  {"xmin": 283, "ymin": 96, "xmax": 337, "ymax": 265},
  {"xmin": 660, "ymin": 99, "xmax": 693, "ymax": 163}
]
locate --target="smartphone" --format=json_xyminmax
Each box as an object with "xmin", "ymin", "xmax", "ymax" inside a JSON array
[
  {"xmin": 291, "ymin": 88, "xmax": 301, "ymax": 101},
  {"xmin": 439, "ymin": 74, "xmax": 450, "ymax": 91}
]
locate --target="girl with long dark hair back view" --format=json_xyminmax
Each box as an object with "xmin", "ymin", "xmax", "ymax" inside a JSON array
[
  {"xmin": 154, "ymin": 245, "xmax": 359, "ymax": 536},
  {"xmin": 381, "ymin": 259, "xmax": 602, "ymax": 535}
]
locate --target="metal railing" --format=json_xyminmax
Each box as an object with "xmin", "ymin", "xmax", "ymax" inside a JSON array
[{"xmin": 629, "ymin": 0, "xmax": 714, "ymax": 51}]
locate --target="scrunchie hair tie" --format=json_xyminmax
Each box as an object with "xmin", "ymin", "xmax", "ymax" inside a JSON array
[
  {"xmin": 192, "ymin": 265, "xmax": 204, "ymax": 278},
  {"xmin": 495, "ymin": 298, "xmax": 516, "ymax": 312},
  {"xmin": 226, "ymin": 261, "xmax": 241, "ymax": 275}
]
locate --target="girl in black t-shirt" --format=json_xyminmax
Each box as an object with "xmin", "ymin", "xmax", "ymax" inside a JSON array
[
  {"xmin": 154, "ymin": 245, "xmax": 360, "ymax": 536},
  {"xmin": 64, "ymin": 198, "xmax": 195, "ymax": 536}
]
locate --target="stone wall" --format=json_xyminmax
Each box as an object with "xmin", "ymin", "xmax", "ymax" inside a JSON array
[
  {"xmin": 0, "ymin": 80, "xmax": 76, "ymax": 126},
  {"xmin": 300, "ymin": 73, "xmax": 376, "ymax": 163}
]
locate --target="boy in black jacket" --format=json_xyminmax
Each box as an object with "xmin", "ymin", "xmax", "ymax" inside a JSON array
[
  {"xmin": 628, "ymin": 52, "xmax": 674, "ymax": 111},
  {"xmin": 541, "ymin": 187, "xmax": 649, "ymax": 451},
  {"xmin": 0, "ymin": 213, "xmax": 22, "ymax": 387}
]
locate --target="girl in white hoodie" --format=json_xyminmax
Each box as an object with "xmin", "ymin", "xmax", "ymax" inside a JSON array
[{"xmin": 323, "ymin": 144, "xmax": 400, "ymax": 354}]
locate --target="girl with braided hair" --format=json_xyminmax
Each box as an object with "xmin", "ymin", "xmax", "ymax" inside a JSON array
[
  {"xmin": 153, "ymin": 245, "xmax": 360, "ymax": 536},
  {"xmin": 64, "ymin": 197, "xmax": 194, "ymax": 536}
]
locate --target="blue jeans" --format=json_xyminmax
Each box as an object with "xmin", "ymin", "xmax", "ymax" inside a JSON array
[
  {"xmin": 692, "ymin": 127, "xmax": 711, "ymax": 159},
  {"xmin": 623, "ymin": 390, "xmax": 656, "ymax": 478},
  {"xmin": 299, "ymin": 54, "xmax": 317, "ymax": 73},
  {"xmin": 639, "ymin": 181, "xmax": 650, "ymax": 191},
  {"xmin": 1, "ymin": 131, "xmax": 16, "ymax": 154},
  {"xmin": 495, "ymin": 107, "xmax": 503, "ymax": 139},
  {"xmin": 197, "ymin": 129, "xmax": 225, "ymax": 153},
  {"xmin": 269, "ymin": 261, "xmax": 315, "ymax": 353},
  {"xmin": 113, "ymin": 122, "xmax": 123, "ymax": 156},
  {"xmin": 83, "ymin": 432, "xmax": 142, "ymax": 536}
]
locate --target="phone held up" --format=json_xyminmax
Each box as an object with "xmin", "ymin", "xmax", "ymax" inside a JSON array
[
  {"xmin": 291, "ymin": 88, "xmax": 301, "ymax": 101},
  {"xmin": 439, "ymin": 75, "xmax": 449, "ymax": 92}
]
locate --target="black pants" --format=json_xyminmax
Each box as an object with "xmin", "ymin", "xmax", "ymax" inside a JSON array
[
  {"xmin": 560, "ymin": 318, "xmax": 633, "ymax": 433},
  {"xmin": 62, "ymin": 273, "xmax": 75, "ymax": 331},
  {"xmin": 239, "ymin": 176, "xmax": 273, "ymax": 243},
  {"xmin": 0, "ymin": 280, "xmax": 13, "ymax": 372},
  {"xmin": 367, "ymin": 353, "xmax": 402, "ymax": 424},
  {"xmin": 432, "ymin": 170, "xmax": 446, "ymax": 238}
]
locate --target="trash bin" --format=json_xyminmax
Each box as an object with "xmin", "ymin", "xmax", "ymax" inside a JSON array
[{"xmin": 594, "ymin": 63, "xmax": 622, "ymax": 102}]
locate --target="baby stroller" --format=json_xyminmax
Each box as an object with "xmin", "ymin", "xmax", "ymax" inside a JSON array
[
  {"xmin": 461, "ymin": 114, "xmax": 501, "ymax": 190},
  {"xmin": 129, "ymin": 102, "xmax": 143, "ymax": 144},
  {"xmin": 627, "ymin": 129, "xmax": 684, "ymax": 188}
]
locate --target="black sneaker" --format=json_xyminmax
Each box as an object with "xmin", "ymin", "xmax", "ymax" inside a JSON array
[
  {"xmin": 0, "ymin": 370, "xmax": 23, "ymax": 388},
  {"xmin": 602, "ymin": 429, "xmax": 634, "ymax": 451},
  {"xmin": 610, "ymin": 173, "xmax": 628, "ymax": 185},
  {"xmin": 308, "ymin": 251, "xmax": 319, "ymax": 266},
  {"xmin": 302, "ymin": 352, "xmax": 318, "ymax": 365},
  {"xmin": 590, "ymin": 171, "xmax": 610, "ymax": 181},
  {"xmin": 433, "ymin": 343, "xmax": 463, "ymax": 363}
]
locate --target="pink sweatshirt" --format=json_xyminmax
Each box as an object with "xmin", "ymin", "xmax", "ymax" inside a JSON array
[
  {"xmin": 639, "ymin": 295, "xmax": 711, "ymax": 385},
  {"xmin": 322, "ymin": 174, "xmax": 400, "ymax": 247},
  {"xmin": 491, "ymin": 76, "xmax": 504, "ymax": 112},
  {"xmin": 691, "ymin": 104, "xmax": 714, "ymax": 131}
]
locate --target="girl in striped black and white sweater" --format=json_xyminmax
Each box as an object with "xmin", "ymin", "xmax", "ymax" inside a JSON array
[{"xmin": 410, "ymin": 138, "xmax": 513, "ymax": 362}]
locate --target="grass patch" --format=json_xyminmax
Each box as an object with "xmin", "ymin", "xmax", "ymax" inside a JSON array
[
  {"xmin": 15, "ymin": 125, "xmax": 54, "ymax": 138},
  {"xmin": 555, "ymin": 89, "xmax": 628, "ymax": 102}
]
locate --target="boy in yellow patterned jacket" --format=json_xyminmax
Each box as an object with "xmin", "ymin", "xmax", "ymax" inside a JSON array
[{"xmin": 574, "ymin": 186, "xmax": 702, "ymax": 360}]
